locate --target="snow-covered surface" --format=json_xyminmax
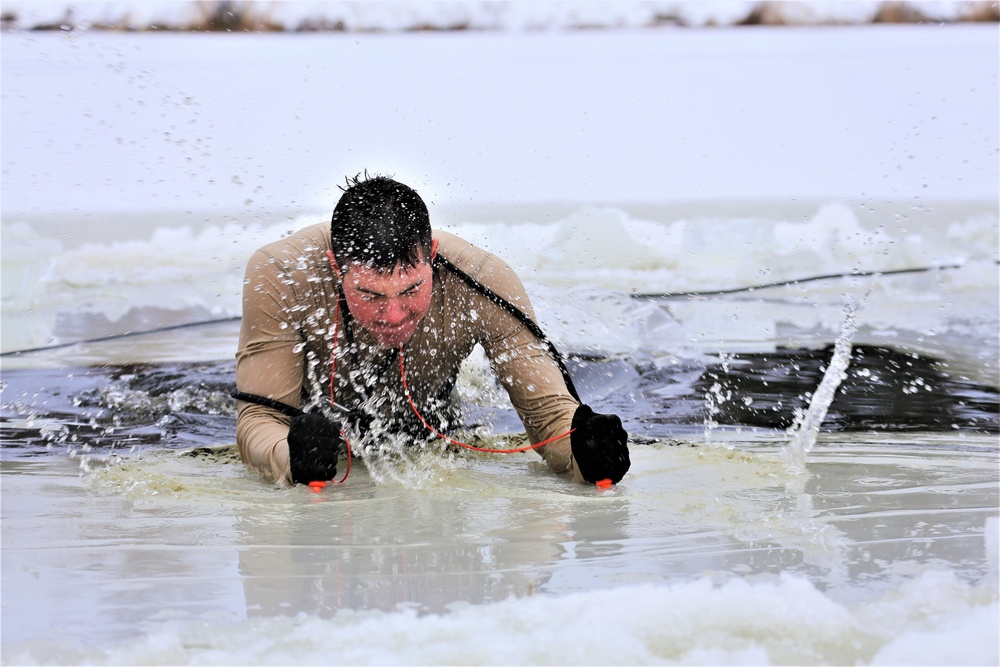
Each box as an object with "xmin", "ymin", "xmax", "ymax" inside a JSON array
[{"xmin": 2, "ymin": 25, "xmax": 996, "ymax": 216}]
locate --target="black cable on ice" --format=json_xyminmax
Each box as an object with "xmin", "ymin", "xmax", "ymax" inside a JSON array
[
  {"xmin": 0, "ymin": 316, "xmax": 241, "ymax": 357},
  {"xmin": 629, "ymin": 261, "xmax": 995, "ymax": 300}
]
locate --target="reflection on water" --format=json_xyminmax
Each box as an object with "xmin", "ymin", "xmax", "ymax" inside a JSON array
[{"xmin": 237, "ymin": 468, "xmax": 588, "ymax": 617}]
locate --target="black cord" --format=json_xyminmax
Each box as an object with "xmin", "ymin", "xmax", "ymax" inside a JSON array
[
  {"xmin": 0, "ymin": 316, "xmax": 241, "ymax": 357},
  {"xmin": 630, "ymin": 262, "xmax": 990, "ymax": 299},
  {"xmin": 230, "ymin": 390, "xmax": 304, "ymax": 418},
  {"xmin": 435, "ymin": 255, "xmax": 583, "ymax": 403}
]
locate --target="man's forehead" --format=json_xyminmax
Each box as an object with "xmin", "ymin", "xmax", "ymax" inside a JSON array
[
  {"xmin": 342, "ymin": 258, "xmax": 431, "ymax": 287},
  {"xmin": 343, "ymin": 251, "xmax": 431, "ymax": 276}
]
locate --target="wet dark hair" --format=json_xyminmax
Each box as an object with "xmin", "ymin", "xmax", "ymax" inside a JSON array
[{"xmin": 330, "ymin": 173, "xmax": 432, "ymax": 273}]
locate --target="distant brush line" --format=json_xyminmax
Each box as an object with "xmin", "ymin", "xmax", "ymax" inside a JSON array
[
  {"xmin": 1, "ymin": 261, "xmax": 995, "ymax": 356},
  {"xmin": 2, "ymin": 1, "xmax": 997, "ymax": 33}
]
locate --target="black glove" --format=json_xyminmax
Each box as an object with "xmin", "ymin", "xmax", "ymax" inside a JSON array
[
  {"xmin": 570, "ymin": 404, "xmax": 630, "ymax": 485},
  {"xmin": 287, "ymin": 412, "xmax": 343, "ymax": 485}
]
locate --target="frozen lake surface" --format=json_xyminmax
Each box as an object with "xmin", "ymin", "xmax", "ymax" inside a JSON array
[{"xmin": 1, "ymin": 23, "xmax": 998, "ymax": 665}]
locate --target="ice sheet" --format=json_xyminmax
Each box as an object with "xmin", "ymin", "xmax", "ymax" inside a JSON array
[{"xmin": 2, "ymin": 438, "xmax": 997, "ymax": 664}]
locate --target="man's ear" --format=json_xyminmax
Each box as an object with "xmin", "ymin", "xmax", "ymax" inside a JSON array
[
  {"xmin": 430, "ymin": 238, "xmax": 439, "ymax": 262},
  {"xmin": 325, "ymin": 249, "xmax": 342, "ymax": 281}
]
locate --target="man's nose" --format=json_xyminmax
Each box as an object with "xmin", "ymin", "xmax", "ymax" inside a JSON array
[{"xmin": 379, "ymin": 298, "xmax": 408, "ymax": 324}]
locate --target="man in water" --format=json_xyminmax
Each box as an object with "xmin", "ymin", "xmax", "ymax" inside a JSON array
[{"xmin": 234, "ymin": 174, "xmax": 630, "ymax": 487}]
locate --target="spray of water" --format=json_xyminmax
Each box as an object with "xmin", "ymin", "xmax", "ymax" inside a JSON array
[
  {"xmin": 703, "ymin": 351, "xmax": 733, "ymax": 445},
  {"xmin": 782, "ymin": 291, "xmax": 870, "ymax": 470}
]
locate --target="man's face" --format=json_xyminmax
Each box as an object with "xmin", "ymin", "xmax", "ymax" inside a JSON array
[{"xmin": 337, "ymin": 240, "xmax": 438, "ymax": 349}]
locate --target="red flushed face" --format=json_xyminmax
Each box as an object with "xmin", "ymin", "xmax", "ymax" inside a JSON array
[{"xmin": 337, "ymin": 241, "xmax": 438, "ymax": 349}]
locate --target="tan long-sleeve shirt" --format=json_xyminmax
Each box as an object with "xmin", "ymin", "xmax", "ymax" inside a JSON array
[{"xmin": 235, "ymin": 223, "xmax": 583, "ymax": 484}]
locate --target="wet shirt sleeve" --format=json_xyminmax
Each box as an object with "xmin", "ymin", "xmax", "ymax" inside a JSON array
[
  {"xmin": 234, "ymin": 248, "xmax": 304, "ymax": 484},
  {"xmin": 465, "ymin": 254, "xmax": 585, "ymax": 481}
]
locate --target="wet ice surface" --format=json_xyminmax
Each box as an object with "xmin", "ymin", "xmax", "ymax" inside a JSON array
[
  {"xmin": 2, "ymin": 332, "xmax": 997, "ymax": 664},
  {"xmin": 2, "ymin": 328, "xmax": 997, "ymax": 663},
  {"xmin": 1, "ymin": 433, "xmax": 997, "ymax": 665}
]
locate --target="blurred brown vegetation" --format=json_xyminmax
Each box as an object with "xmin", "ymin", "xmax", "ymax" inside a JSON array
[{"xmin": 2, "ymin": 0, "xmax": 997, "ymax": 33}]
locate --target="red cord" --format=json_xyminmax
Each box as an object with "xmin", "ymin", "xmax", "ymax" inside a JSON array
[
  {"xmin": 321, "ymin": 250, "xmax": 351, "ymax": 486},
  {"xmin": 320, "ymin": 248, "xmax": 574, "ymax": 489},
  {"xmin": 397, "ymin": 348, "xmax": 574, "ymax": 453}
]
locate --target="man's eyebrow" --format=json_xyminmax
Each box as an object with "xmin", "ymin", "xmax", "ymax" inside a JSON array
[{"xmin": 355, "ymin": 278, "xmax": 426, "ymax": 297}]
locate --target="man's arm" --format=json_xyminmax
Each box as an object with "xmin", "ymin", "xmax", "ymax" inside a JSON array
[
  {"xmin": 459, "ymin": 252, "xmax": 627, "ymax": 483},
  {"xmin": 234, "ymin": 249, "xmax": 306, "ymax": 484},
  {"xmin": 486, "ymin": 323, "xmax": 585, "ymax": 480},
  {"xmin": 488, "ymin": 317, "xmax": 630, "ymax": 485},
  {"xmin": 443, "ymin": 240, "xmax": 631, "ymax": 484}
]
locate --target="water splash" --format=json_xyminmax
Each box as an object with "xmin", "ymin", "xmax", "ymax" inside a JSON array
[
  {"xmin": 703, "ymin": 351, "xmax": 733, "ymax": 445},
  {"xmin": 783, "ymin": 293, "xmax": 869, "ymax": 470}
]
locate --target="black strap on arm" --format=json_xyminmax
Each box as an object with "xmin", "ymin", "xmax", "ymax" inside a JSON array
[
  {"xmin": 435, "ymin": 255, "xmax": 581, "ymax": 403},
  {"xmin": 230, "ymin": 390, "xmax": 304, "ymax": 418}
]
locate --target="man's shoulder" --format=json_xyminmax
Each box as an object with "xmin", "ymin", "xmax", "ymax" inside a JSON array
[
  {"xmin": 433, "ymin": 229, "xmax": 474, "ymax": 255},
  {"xmin": 433, "ymin": 229, "xmax": 496, "ymax": 274},
  {"xmin": 254, "ymin": 222, "xmax": 330, "ymax": 263},
  {"xmin": 432, "ymin": 229, "xmax": 527, "ymax": 302}
]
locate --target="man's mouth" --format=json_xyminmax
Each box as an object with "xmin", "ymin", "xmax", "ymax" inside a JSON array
[
  {"xmin": 374, "ymin": 320, "xmax": 410, "ymax": 333},
  {"xmin": 371, "ymin": 320, "xmax": 415, "ymax": 344}
]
